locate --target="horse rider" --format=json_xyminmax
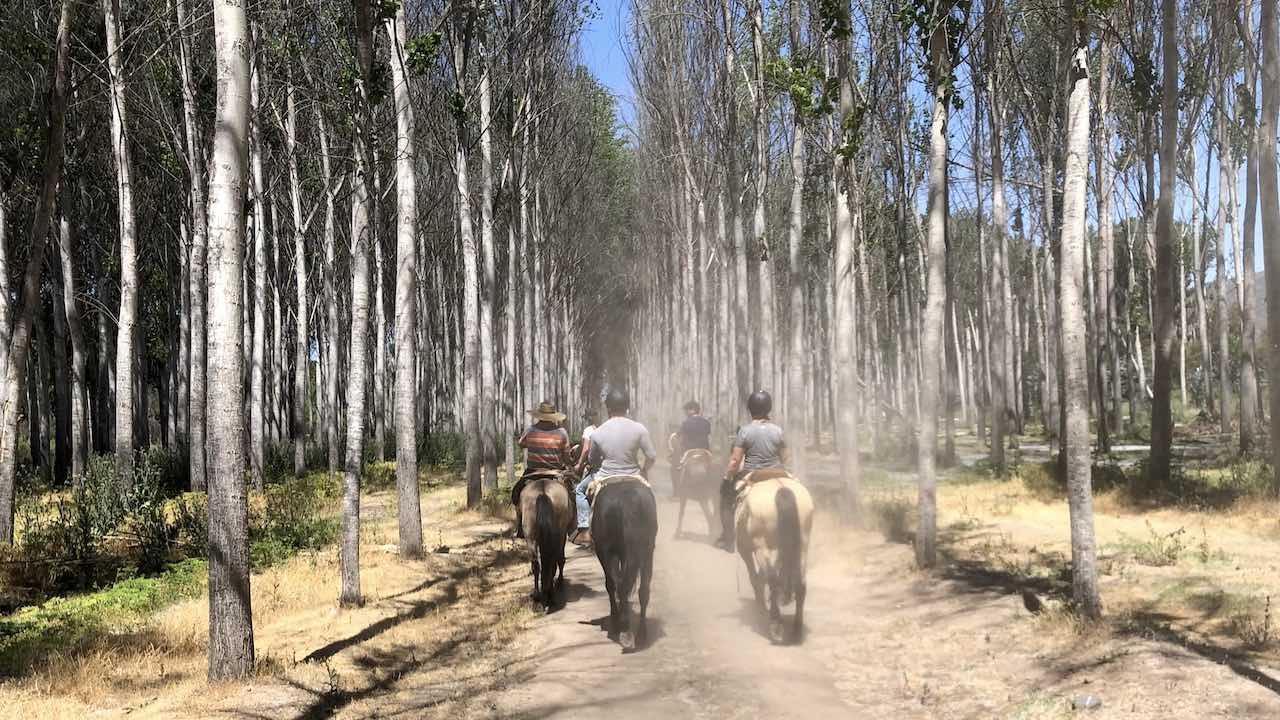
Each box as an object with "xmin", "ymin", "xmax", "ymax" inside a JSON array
[
  {"xmin": 715, "ymin": 390, "xmax": 789, "ymax": 551},
  {"xmin": 572, "ymin": 388, "xmax": 657, "ymax": 547},
  {"xmin": 512, "ymin": 401, "xmax": 572, "ymax": 539},
  {"xmin": 678, "ymin": 400, "xmax": 712, "ymax": 452},
  {"xmin": 577, "ymin": 409, "xmax": 599, "ymax": 473}
]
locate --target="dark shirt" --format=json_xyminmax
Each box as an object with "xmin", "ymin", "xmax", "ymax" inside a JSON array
[{"xmin": 680, "ymin": 415, "xmax": 712, "ymax": 450}]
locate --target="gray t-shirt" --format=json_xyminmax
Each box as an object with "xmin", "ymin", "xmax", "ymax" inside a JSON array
[
  {"xmin": 735, "ymin": 421, "xmax": 786, "ymax": 470},
  {"xmin": 587, "ymin": 416, "xmax": 657, "ymax": 478}
]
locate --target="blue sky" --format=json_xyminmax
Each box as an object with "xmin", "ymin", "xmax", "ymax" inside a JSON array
[{"xmin": 581, "ymin": 0, "xmax": 636, "ymax": 130}]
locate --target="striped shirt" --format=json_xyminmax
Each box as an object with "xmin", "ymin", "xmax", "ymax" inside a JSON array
[{"xmin": 520, "ymin": 422, "xmax": 569, "ymax": 472}]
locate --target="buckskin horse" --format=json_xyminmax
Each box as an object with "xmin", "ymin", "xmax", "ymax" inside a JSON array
[
  {"xmin": 519, "ymin": 470, "xmax": 576, "ymax": 613},
  {"xmin": 735, "ymin": 468, "xmax": 814, "ymax": 643},
  {"xmin": 589, "ymin": 475, "xmax": 657, "ymax": 651}
]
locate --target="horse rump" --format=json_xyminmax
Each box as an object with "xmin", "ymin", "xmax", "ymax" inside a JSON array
[
  {"xmin": 532, "ymin": 493, "xmax": 561, "ymax": 611},
  {"xmin": 591, "ymin": 480, "xmax": 658, "ymax": 651}
]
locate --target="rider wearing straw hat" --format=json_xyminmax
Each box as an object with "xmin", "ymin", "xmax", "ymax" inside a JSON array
[{"xmin": 511, "ymin": 401, "xmax": 572, "ymax": 538}]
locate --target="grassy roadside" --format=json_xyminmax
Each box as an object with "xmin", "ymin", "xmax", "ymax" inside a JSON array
[{"xmin": 0, "ymin": 463, "xmax": 538, "ymax": 719}]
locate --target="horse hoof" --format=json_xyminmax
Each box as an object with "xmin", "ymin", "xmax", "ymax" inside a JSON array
[
  {"xmin": 768, "ymin": 621, "xmax": 785, "ymax": 644},
  {"xmin": 619, "ymin": 631, "xmax": 635, "ymax": 650}
]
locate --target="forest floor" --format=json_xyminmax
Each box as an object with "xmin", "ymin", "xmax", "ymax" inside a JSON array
[{"xmin": 7, "ymin": 441, "xmax": 1280, "ymax": 719}]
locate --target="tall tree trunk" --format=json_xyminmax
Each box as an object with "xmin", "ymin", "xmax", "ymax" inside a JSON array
[
  {"xmin": 176, "ymin": 0, "xmax": 207, "ymax": 491},
  {"xmin": 206, "ymin": 0, "xmax": 254, "ymax": 679},
  {"xmin": 1059, "ymin": 8, "xmax": 1102, "ymax": 619},
  {"xmin": 103, "ymin": 0, "xmax": 138, "ymax": 485},
  {"xmin": 785, "ymin": 0, "xmax": 806, "ymax": 469},
  {"xmin": 917, "ymin": 24, "xmax": 949, "ymax": 569},
  {"xmin": 57, "ymin": 204, "xmax": 89, "ymax": 481},
  {"xmin": 455, "ymin": 36, "xmax": 483, "ymax": 509},
  {"xmin": 341, "ymin": 0, "xmax": 376, "ymax": 607},
  {"xmin": 1095, "ymin": 32, "xmax": 1115, "ymax": 449},
  {"xmin": 387, "ymin": 7, "xmax": 422, "ymax": 556},
  {"xmin": 284, "ymin": 69, "xmax": 308, "ymax": 476},
  {"xmin": 1261, "ymin": 0, "xmax": 1280, "ymax": 485},
  {"xmin": 320, "ymin": 114, "xmax": 340, "ymax": 474},
  {"xmin": 987, "ymin": 1, "xmax": 1010, "ymax": 470},
  {"xmin": 478, "ymin": 56, "xmax": 499, "ymax": 493},
  {"xmin": 751, "ymin": 0, "xmax": 774, "ymax": 391},
  {"xmin": 249, "ymin": 41, "xmax": 267, "ymax": 490},
  {"xmin": 832, "ymin": 4, "xmax": 860, "ymax": 515},
  {"xmin": 1147, "ymin": 0, "xmax": 1178, "ymax": 491},
  {"xmin": 1240, "ymin": 12, "xmax": 1260, "ymax": 451},
  {"xmin": 1191, "ymin": 144, "xmax": 1213, "ymax": 416},
  {"xmin": 1216, "ymin": 118, "xmax": 1233, "ymax": 433},
  {"xmin": 373, "ymin": 170, "xmax": 387, "ymax": 464}
]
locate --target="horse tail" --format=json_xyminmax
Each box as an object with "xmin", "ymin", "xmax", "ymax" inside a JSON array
[
  {"xmin": 775, "ymin": 484, "xmax": 802, "ymax": 606},
  {"xmin": 534, "ymin": 493, "xmax": 559, "ymax": 602}
]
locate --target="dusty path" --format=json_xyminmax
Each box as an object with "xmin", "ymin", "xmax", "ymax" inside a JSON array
[
  {"xmin": 492, "ymin": 491, "xmax": 850, "ymax": 719},
  {"xmin": 481, "ymin": 470, "xmax": 1280, "ymax": 720}
]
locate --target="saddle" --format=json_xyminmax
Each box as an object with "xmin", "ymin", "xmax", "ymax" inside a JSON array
[
  {"xmin": 586, "ymin": 474, "xmax": 652, "ymax": 503},
  {"xmin": 514, "ymin": 468, "xmax": 577, "ymax": 506},
  {"xmin": 733, "ymin": 468, "xmax": 795, "ymax": 501},
  {"xmin": 680, "ymin": 448, "xmax": 713, "ymax": 467}
]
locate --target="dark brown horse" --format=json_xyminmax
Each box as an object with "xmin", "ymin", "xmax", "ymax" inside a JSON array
[
  {"xmin": 673, "ymin": 448, "xmax": 717, "ymax": 538},
  {"xmin": 589, "ymin": 476, "xmax": 657, "ymax": 651}
]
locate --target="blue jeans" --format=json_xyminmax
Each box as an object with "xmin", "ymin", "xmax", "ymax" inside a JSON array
[{"xmin": 575, "ymin": 472, "xmax": 595, "ymax": 530}]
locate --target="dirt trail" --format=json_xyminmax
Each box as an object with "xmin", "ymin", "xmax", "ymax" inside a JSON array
[{"xmin": 491, "ymin": 494, "xmax": 849, "ymax": 719}]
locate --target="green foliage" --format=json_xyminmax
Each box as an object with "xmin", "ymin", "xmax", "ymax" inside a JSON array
[
  {"xmin": 897, "ymin": 0, "xmax": 969, "ymax": 108},
  {"xmin": 250, "ymin": 474, "xmax": 340, "ymax": 568},
  {"xmin": 422, "ymin": 432, "xmax": 467, "ymax": 470},
  {"xmin": 405, "ymin": 32, "xmax": 443, "ymax": 77},
  {"xmin": 0, "ymin": 559, "xmax": 206, "ymax": 677}
]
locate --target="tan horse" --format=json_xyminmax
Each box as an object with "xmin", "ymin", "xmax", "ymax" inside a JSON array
[
  {"xmin": 734, "ymin": 468, "xmax": 814, "ymax": 643},
  {"xmin": 673, "ymin": 448, "xmax": 717, "ymax": 538},
  {"xmin": 519, "ymin": 473, "xmax": 576, "ymax": 613}
]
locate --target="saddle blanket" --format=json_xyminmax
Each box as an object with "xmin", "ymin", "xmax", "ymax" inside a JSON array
[{"xmin": 586, "ymin": 474, "xmax": 652, "ymax": 502}]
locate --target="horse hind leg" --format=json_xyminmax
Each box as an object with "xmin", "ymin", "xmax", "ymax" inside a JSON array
[
  {"xmin": 603, "ymin": 571, "xmax": 620, "ymax": 640},
  {"xmin": 674, "ymin": 497, "xmax": 687, "ymax": 538},
  {"xmin": 792, "ymin": 579, "xmax": 806, "ymax": 644},
  {"xmin": 636, "ymin": 549, "xmax": 654, "ymax": 650},
  {"xmin": 768, "ymin": 577, "xmax": 784, "ymax": 643}
]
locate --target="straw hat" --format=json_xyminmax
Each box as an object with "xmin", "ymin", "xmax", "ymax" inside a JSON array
[{"xmin": 528, "ymin": 401, "xmax": 566, "ymax": 424}]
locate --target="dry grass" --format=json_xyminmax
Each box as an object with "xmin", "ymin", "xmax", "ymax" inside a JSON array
[{"xmin": 0, "ymin": 472, "xmax": 540, "ymax": 720}]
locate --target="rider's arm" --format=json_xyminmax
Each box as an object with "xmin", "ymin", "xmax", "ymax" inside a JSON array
[
  {"xmin": 726, "ymin": 446, "xmax": 745, "ymax": 475},
  {"xmin": 575, "ymin": 436, "xmax": 592, "ymax": 473},
  {"xmin": 640, "ymin": 429, "xmax": 657, "ymax": 478},
  {"xmin": 559, "ymin": 429, "xmax": 572, "ymax": 467}
]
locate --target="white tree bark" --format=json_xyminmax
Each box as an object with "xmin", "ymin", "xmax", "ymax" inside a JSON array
[
  {"xmin": 1260, "ymin": 0, "xmax": 1280, "ymax": 485},
  {"xmin": 176, "ymin": 0, "xmax": 208, "ymax": 491},
  {"xmin": 1059, "ymin": 15, "xmax": 1102, "ymax": 619},
  {"xmin": 206, "ymin": 0, "xmax": 254, "ymax": 679},
  {"xmin": 387, "ymin": 8, "xmax": 423, "ymax": 556},
  {"xmin": 283, "ymin": 69, "xmax": 308, "ymax": 476},
  {"xmin": 917, "ymin": 24, "xmax": 948, "ymax": 568},
  {"xmin": 249, "ymin": 38, "xmax": 267, "ymax": 489},
  {"xmin": 478, "ymin": 56, "xmax": 499, "ymax": 492},
  {"xmin": 103, "ymin": 0, "xmax": 138, "ymax": 485},
  {"xmin": 340, "ymin": 0, "xmax": 376, "ymax": 607}
]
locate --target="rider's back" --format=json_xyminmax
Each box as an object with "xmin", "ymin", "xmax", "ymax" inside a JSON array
[{"xmin": 588, "ymin": 416, "xmax": 656, "ymax": 478}]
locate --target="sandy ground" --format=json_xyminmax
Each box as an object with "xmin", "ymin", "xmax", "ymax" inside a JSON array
[{"xmin": 10, "ymin": 462, "xmax": 1280, "ymax": 719}]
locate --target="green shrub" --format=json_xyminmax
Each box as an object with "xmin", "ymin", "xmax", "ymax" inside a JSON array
[
  {"xmin": 0, "ymin": 558, "xmax": 206, "ymax": 677},
  {"xmin": 421, "ymin": 432, "xmax": 466, "ymax": 470},
  {"xmin": 251, "ymin": 474, "xmax": 340, "ymax": 564}
]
